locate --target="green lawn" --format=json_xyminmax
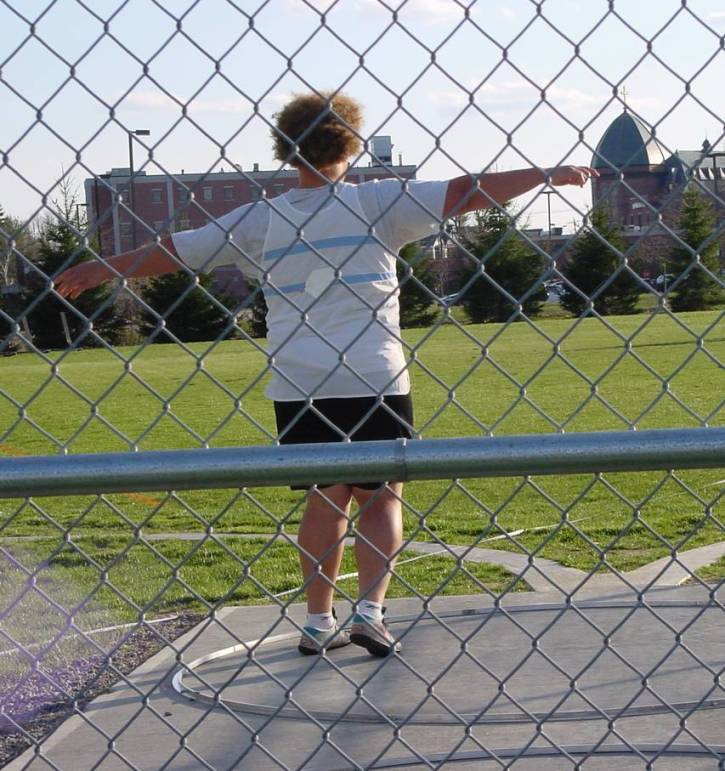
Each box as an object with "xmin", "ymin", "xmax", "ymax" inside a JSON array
[{"xmin": 0, "ymin": 309, "xmax": 722, "ymax": 582}]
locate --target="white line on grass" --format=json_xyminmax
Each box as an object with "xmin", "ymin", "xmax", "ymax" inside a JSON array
[
  {"xmin": 0, "ymin": 614, "xmax": 180, "ymax": 658},
  {"xmin": 272, "ymin": 518, "xmax": 589, "ymax": 599}
]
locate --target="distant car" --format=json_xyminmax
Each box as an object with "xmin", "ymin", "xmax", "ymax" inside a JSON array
[
  {"xmin": 654, "ymin": 273, "xmax": 675, "ymax": 288},
  {"xmin": 440, "ymin": 293, "xmax": 462, "ymax": 306},
  {"xmin": 544, "ymin": 280, "xmax": 564, "ymax": 297}
]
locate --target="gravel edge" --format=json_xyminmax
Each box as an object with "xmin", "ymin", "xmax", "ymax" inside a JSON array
[{"xmin": 0, "ymin": 613, "xmax": 205, "ymax": 768}]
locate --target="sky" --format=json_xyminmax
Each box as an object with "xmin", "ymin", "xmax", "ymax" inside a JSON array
[{"xmin": 1, "ymin": 0, "xmax": 724, "ymax": 231}]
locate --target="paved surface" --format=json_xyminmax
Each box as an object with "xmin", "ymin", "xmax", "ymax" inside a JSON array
[{"xmin": 7, "ymin": 584, "xmax": 724, "ymax": 771}]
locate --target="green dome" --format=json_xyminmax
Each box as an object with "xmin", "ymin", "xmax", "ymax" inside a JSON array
[{"xmin": 592, "ymin": 112, "xmax": 666, "ymax": 169}]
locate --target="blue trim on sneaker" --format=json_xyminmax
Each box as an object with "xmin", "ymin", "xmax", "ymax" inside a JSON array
[
  {"xmin": 302, "ymin": 625, "xmax": 332, "ymax": 639},
  {"xmin": 352, "ymin": 612, "xmax": 383, "ymax": 624}
]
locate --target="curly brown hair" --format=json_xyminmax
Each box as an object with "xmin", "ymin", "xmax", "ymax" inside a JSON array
[{"xmin": 271, "ymin": 91, "xmax": 363, "ymax": 169}]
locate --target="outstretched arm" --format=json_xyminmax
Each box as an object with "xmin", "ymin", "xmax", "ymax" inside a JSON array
[
  {"xmin": 55, "ymin": 236, "xmax": 182, "ymax": 299},
  {"xmin": 443, "ymin": 166, "xmax": 598, "ymax": 219}
]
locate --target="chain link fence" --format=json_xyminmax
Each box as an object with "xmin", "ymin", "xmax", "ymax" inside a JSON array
[{"xmin": 1, "ymin": 0, "xmax": 724, "ymax": 768}]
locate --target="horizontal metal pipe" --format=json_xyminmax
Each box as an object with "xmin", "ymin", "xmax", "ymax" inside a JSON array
[{"xmin": 0, "ymin": 428, "xmax": 722, "ymax": 499}]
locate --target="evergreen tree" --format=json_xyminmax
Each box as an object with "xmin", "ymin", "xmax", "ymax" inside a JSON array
[
  {"xmin": 397, "ymin": 241, "xmax": 439, "ymax": 328},
  {"xmin": 669, "ymin": 186, "xmax": 724, "ymax": 312},
  {"xmin": 241, "ymin": 281, "xmax": 268, "ymax": 339},
  {"xmin": 25, "ymin": 199, "xmax": 116, "ymax": 350},
  {"xmin": 0, "ymin": 204, "xmax": 31, "ymax": 290},
  {"xmin": 1, "ymin": 204, "xmax": 39, "ymax": 354},
  {"xmin": 460, "ymin": 203, "xmax": 547, "ymax": 324},
  {"xmin": 140, "ymin": 271, "xmax": 234, "ymax": 343},
  {"xmin": 1, "ymin": 206, "xmax": 18, "ymax": 353},
  {"xmin": 560, "ymin": 207, "xmax": 640, "ymax": 316}
]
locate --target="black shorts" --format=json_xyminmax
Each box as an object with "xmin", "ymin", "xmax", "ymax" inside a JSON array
[{"xmin": 274, "ymin": 393, "xmax": 414, "ymax": 490}]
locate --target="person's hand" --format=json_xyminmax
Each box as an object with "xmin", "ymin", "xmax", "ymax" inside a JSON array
[
  {"xmin": 547, "ymin": 166, "xmax": 599, "ymax": 187},
  {"xmin": 54, "ymin": 261, "xmax": 111, "ymax": 299}
]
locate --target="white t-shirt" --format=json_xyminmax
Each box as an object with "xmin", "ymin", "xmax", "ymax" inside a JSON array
[{"xmin": 173, "ymin": 179, "xmax": 447, "ymax": 399}]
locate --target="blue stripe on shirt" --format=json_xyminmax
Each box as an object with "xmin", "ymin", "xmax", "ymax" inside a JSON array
[
  {"xmin": 343, "ymin": 272, "xmax": 396, "ymax": 285},
  {"xmin": 263, "ymin": 271, "xmax": 396, "ymax": 297},
  {"xmin": 263, "ymin": 235, "xmax": 374, "ymax": 262}
]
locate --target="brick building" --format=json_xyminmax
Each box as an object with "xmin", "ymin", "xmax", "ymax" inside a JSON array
[
  {"xmin": 83, "ymin": 137, "xmax": 415, "ymax": 297},
  {"xmin": 83, "ymin": 117, "xmax": 723, "ymax": 301},
  {"xmin": 425, "ymin": 110, "xmax": 725, "ymax": 294},
  {"xmin": 591, "ymin": 110, "xmax": 724, "ymax": 273},
  {"xmin": 84, "ymin": 136, "xmax": 413, "ymax": 284}
]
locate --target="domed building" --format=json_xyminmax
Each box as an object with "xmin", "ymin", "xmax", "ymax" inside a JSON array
[{"xmin": 591, "ymin": 110, "xmax": 724, "ymax": 264}]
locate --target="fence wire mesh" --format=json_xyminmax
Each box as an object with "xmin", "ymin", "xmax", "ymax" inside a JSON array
[{"xmin": 0, "ymin": 0, "xmax": 724, "ymax": 768}]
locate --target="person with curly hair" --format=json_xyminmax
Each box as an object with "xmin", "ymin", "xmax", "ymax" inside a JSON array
[{"xmin": 56, "ymin": 91, "xmax": 597, "ymax": 658}]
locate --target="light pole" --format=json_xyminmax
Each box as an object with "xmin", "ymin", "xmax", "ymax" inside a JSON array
[
  {"xmin": 128, "ymin": 128, "xmax": 151, "ymax": 249},
  {"xmin": 542, "ymin": 190, "xmax": 555, "ymax": 237}
]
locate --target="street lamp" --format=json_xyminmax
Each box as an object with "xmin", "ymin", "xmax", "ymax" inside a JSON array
[
  {"xmin": 128, "ymin": 128, "xmax": 151, "ymax": 249},
  {"xmin": 542, "ymin": 190, "xmax": 555, "ymax": 236}
]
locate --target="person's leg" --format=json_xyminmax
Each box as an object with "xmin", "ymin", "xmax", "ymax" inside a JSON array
[
  {"xmin": 353, "ymin": 482, "xmax": 404, "ymax": 604},
  {"xmin": 297, "ymin": 483, "xmax": 353, "ymax": 614},
  {"xmin": 349, "ymin": 482, "xmax": 404, "ymax": 656}
]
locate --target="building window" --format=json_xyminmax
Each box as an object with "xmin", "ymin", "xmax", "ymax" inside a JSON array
[
  {"xmin": 273, "ymin": 183, "xmax": 285, "ymax": 196},
  {"xmin": 151, "ymin": 188, "xmax": 163, "ymax": 203},
  {"xmin": 251, "ymin": 187, "xmax": 264, "ymax": 200},
  {"xmin": 203, "ymin": 187, "xmax": 213, "ymax": 202},
  {"xmin": 177, "ymin": 187, "xmax": 190, "ymax": 202},
  {"xmin": 223, "ymin": 186, "xmax": 234, "ymax": 201},
  {"xmin": 178, "ymin": 219, "xmax": 191, "ymax": 231},
  {"xmin": 120, "ymin": 222, "xmax": 131, "ymax": 236},
  {"xmin": 153, "ymin": 220, "xmax": 165, "ymax": 232}
]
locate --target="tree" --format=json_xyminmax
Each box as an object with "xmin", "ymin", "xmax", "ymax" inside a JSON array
[
  {"xmin": 460, "ymin": 203, "xmax": 547, "ymax": 323},
  {"xmin": 1, "ymin": 204, "xmax": 38, "ymax": 292},
  {"xmin": 669, "ymin": 186, "xmax": 724, "ymax": 312},
  {"xmin": 0, "ymin": 205, "xmax": 33, "ymax": 354},
  {"xmin": 0, "ymin": 203, "xmax": 11, "ymax": 290},
  {"xmin": 397, "ymin": 242, "xmax": 439, "ymax": 328},
  {"xmin": 239, "ymin": 281, "xmax": 268, "ymax": 339},
  {"xmin": 24, "ymin": 186, "xmax": 118, "ymax": 350},
  {"xmin": 560, "ymin": 207, "xmax": 640, "ymax": 317},
  {"xmin": 140, "ymin": 271, "xmax": 234, "ymax": 343}
]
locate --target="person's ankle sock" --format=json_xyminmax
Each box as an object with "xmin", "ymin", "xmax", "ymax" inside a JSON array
[
  {"xmin": 357, "ymin": 600, "xmax": 383, "ymax": 622},
  {"xmin": 306, "ymin": 611, "xmax": 334, "ymax": 631}
]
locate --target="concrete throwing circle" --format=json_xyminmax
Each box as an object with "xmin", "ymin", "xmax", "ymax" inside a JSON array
[{"xmin": 172, "ymin": 600, "xmax": 725, "ymax": 726}]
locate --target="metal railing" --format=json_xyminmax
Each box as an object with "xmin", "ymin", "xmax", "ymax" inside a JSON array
[{"xmin": 0, "ymin": 428, "xmax": 723, "ymax": 497}]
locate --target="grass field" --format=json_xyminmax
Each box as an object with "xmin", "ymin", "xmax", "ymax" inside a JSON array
[{"xmin": 0, "ymin": 308, "xmax": 723, "ymax": 610}]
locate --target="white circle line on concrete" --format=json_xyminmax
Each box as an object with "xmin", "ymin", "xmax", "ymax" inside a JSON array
[
  {"xmin": 305, "ymin": 743, "xmax": 725, "ymax": 769},
  {"xmin": 308, "ymin": 743, "xmax": 725, "ymax": 769},
  {"xmin": 171, "ymin": 601, "xmax": 725, "ymax": 726}
]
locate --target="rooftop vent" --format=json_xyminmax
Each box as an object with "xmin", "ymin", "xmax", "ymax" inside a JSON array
[{"xmin": 370, "ymin": 135, "xmax": 393, "ymax": 165}]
